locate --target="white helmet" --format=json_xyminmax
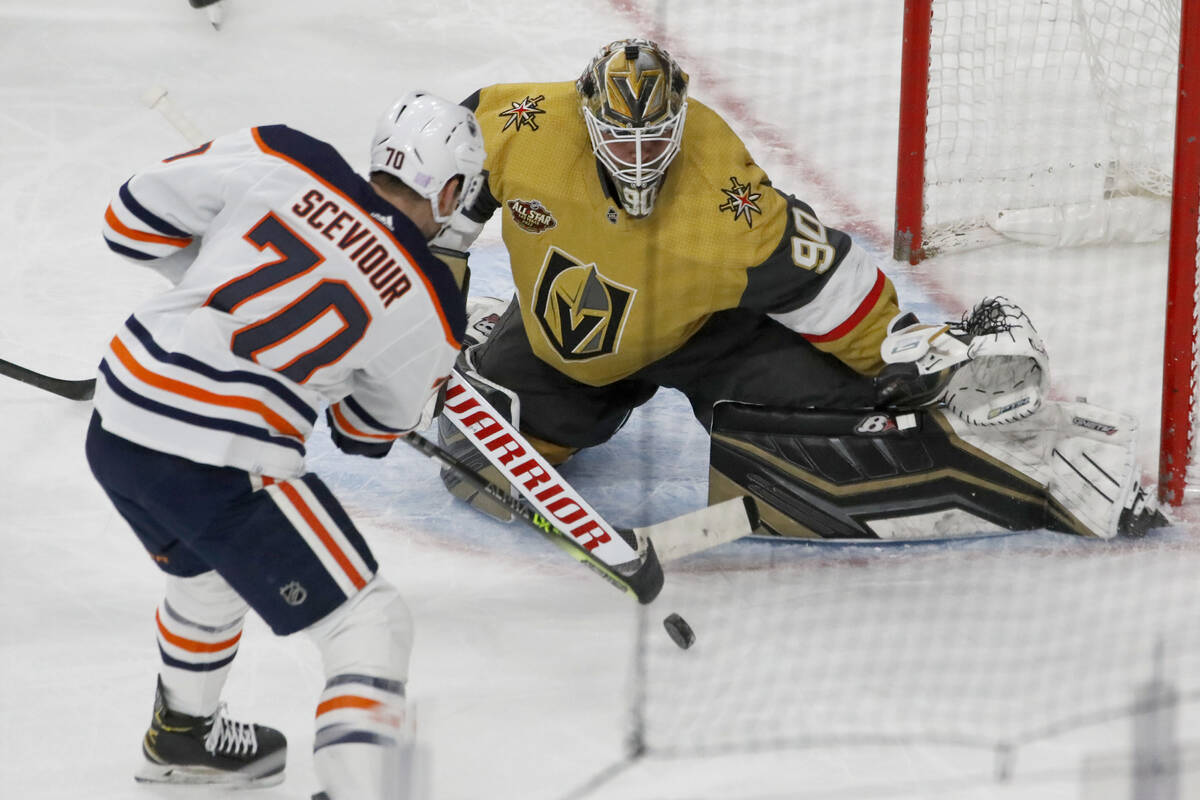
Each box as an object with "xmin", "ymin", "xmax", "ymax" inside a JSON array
[{"xmin": 370, "ymin": 91, "xmax": 486, "ymax": 227}]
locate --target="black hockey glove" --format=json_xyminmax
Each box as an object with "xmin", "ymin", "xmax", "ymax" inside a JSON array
[
  {"xmin": 874, "ymin": 360, "xmax": 955, "ymax": 410},
  {"xmin": 326, "ymin": 407, "xmax": 394, "ymax": 459}
]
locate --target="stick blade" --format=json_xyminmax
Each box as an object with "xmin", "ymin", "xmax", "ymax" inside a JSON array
[
  {"xmin": 0, "ymin": 360, "xmax": 96, "ymax": 401},
  {"xmin": 634, "ymin": 496, "xmax": 758, "ymax": 563}
]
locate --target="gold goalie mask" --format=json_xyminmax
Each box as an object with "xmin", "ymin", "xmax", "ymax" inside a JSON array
[{"xmin": 577, "ymin": 38, "xmax": 689, "ymax": 218}]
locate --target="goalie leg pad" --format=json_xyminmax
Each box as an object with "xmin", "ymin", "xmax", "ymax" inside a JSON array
[
  {"xmin": 707, "ymin": 400, "xmax": 1148, "ymax": 540},
  {"xmin": 708, "ymin": 403, "xmax": 1051, "ymax": 540},
  {"xmin": 1030, "ymin": 401, "xmax": 1162, "ymax": 538},
  {"xmin": 946, "ymin": 400, "xmax": 1167, "ymax": 538}
]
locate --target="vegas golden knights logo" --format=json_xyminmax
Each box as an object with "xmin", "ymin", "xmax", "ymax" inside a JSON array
[
  {"xmin": 605, "ymin": 68, "xmax": 664, "ymax": 125},
  {"xmin": 533, "ymin": 248, "xmax": 635, "ymax": 360}
]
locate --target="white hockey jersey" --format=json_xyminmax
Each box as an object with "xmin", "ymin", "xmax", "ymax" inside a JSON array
[{"xmin": 97, "ymin": 125, "xmax": 466, "ymax": 478}]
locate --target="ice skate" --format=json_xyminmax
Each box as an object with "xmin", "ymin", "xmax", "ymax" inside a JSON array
[
  {"xmin": 135, "ymin": 678, "xmax": 286, "ymax": 786},
  {"xmin": 1118, "ymin": 483, "xmax": 1170, "ymax": 538}
]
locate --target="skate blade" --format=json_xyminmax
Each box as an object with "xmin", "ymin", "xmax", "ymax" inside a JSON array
[{"xmin": 135, "ymin": 757, "xmax": 285, "ymax": 788}]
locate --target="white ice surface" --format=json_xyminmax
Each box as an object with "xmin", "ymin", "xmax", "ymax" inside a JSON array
[{"xmin": 2, "ymin": 2, "xmax": 1198, "ymax": 799}]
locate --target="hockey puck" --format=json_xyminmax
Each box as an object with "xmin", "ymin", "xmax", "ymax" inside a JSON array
[{"xmin": 662, "ymin": 612, "xmax": 695, "ymax": 650}]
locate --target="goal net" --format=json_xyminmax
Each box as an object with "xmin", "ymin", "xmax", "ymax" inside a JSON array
[
  {"xmin": 613, "ymin": 536, "xmax": 1200, "ymax": 799},
  {"xmin": 896, "ymin": 0, "xmax": 1179, "ymax": 257},
  {"xmin": 579, "ymin": 2, "xmax": 1200, "ymax": 798},
  {"xmin": 894, "ymin": 0, "xmax": 1200, "ymax": 506}
]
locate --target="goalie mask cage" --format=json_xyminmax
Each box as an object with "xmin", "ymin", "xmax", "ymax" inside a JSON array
[{"xmin": 893, "ymin": 0, "xmax": 1200, "ymax": 507}]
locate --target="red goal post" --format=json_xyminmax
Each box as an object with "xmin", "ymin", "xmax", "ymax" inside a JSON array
[
  {"xmin": 894, "ymin": 0, "xmax": 1200, "ymax": 507},
  {"xmin": 1164, "ymin": 0, "xmax": 1200, "ymax": 506}
]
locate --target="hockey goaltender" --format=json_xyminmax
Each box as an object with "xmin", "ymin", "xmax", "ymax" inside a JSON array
[{"xmin": 428, "ymin": 37, "xmax": 1165, "ymax": 543}]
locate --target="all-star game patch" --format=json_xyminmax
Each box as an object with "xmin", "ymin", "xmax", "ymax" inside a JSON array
[
  {"xmin": 719, "ymin": 176, "xmax": 762, "ymax": 228},
  {"xmin": 506, "ymin": 198, "xmax": 558, "ymax": 234},
  {"xmin": 499, "ymin": 95, "xmax": 546, "ymax": 132}
]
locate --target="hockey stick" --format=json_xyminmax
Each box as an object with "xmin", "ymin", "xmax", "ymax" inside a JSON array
[
  {"xmin": 628, "ymin": 493, "xmax": 759, "ymax": 563},
  {"xmin": 1, "ymin": 91, "xmax": 203, "ymax": 404},
  {"xmin": 141, "ymin": 86, "xmax": 209, "ymax": 147},
  {"xmin": 402, "ymin": 431, "xmax": 665, "ymax": 603},
  {"xmin": 437, "ymin": 370, "xmax": 759, "ymax": 587},
  {"xmin": 0, "ymin": 359, "xmax": 96, "ymax": 401}
]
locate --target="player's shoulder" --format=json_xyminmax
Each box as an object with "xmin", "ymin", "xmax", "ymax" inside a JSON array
[
  {"xmin": 468, "ymin": 81, "xmax": 578, "ymax": 135},
  {"xmin": 678, "ymin": 98, "xmax": 762, "ymax": 182},
  {"xmin": 669, "ymin": 98, "xmax": 787, "ymax": 239},
  {"xmin": 249, "ymin": 124, "xmax": 368, "ymax": 196},
  {"xmin": 683, "ymin": 97, "xmax": 739, "ymax": 136},
  {"xmin": 249, "ymin": 126, "xmax": 465, "ymax": 340}
]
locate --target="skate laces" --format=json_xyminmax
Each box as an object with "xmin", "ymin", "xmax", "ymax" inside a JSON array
[{"xmin": 204, "ymin": 704, "xmax": 259, "ymax": 757}]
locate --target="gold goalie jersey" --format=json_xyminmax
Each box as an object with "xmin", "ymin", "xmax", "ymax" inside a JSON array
[{"xmin": 464, "ymin": 81, "xmax": 899, "ymax": 387}]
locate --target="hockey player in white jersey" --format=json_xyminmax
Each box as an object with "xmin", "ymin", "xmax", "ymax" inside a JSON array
[{"xmin": 85, "ymin": 91, "xmax": 484, "ymax": 798}]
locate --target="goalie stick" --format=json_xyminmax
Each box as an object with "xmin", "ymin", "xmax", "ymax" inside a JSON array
[
  {"xmin": 403, "ymin": 431, "xmax": 665, "ymax": 603},
  {"xmin": 0, "ymin": 359, "xmax": 95, "ymax": 401},
  {"xmin": 437, "ymin": 369, "xmax": 760, "ymax": 600}
]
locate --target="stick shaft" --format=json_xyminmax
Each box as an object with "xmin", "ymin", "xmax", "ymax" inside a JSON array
[
  {"xmin": 0, "ymin": 360, "xmax": 95, "ymax": 400},
  {"xmin": 401, "ymin": 432, "xmax": 664, "ymax": 603}
]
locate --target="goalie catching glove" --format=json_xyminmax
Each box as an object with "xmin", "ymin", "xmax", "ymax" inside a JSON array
[{"xmin": 875, "ymin": 297, "xmax": 1049, "ymax": 426}]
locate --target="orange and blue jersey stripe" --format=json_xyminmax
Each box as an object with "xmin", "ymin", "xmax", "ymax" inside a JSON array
[
  {"xmin": 97, "ymin": 315, "xmax": 318, "ymax": 466},
  {"xmin": 103, "ymin": 180, "xmax": 194, "ymax": 261}
]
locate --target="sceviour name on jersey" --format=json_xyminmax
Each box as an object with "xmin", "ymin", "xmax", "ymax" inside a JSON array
[{"xmin": 290, "ymin": 188, "xmax": 413, "ymax": 308}]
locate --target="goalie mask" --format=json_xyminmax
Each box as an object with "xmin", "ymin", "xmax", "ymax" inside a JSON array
[
  {"xmin": 370, "ymin": 91, "xmax": 487, "ymax": 234},
  {"xmin": 577, "ymin": 38, "xmax": 689, "ymax": 218}
]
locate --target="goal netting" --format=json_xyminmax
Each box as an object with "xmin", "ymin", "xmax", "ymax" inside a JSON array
[
  {"xmin": 894, "ymin": 0, "xmax": 1200, "ymax": 506},
  {"xmin": 898, "ymin": 0, "xmax": 1179, "ymax": 257},
  {"xmin": 579, "ymin": 2, "xmax": 1200, "ymax": 797},
  {"xmin": 613, "ymin": 536, "xmax": 1200, "ymax": 798}
]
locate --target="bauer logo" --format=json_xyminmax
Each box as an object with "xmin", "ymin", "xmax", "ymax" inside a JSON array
[
  {"xmin": 854, "ymin": 413, "xmax": 897, "ymax": 435},
  {"xmin": 279, "ymin": 581, "xmax": 308, "ymax": 606},
  {"xmin": 506, "ymin": 198, "xmax": 558, "ymax": 234},
  {"xmin": 1072, "ymin": 416, "xmax": 1118, "ymax": 435}
]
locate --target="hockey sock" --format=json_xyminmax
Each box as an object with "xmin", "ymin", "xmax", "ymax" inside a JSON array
[
  {"xmin": 306, "ymin": 577, "xmax": 415, "ymax": 800},
  {"xmin": 313, "ymin": 674, "xmax": 410, "ymax": 799},
  {"xmin": 156, "ymin": 571, "xmax": 249, "ymax": 717}
]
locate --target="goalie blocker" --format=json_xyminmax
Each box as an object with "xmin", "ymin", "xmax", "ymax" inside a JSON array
[{"xmin": 708, "ymin": 401, "xmax": 1166, "ymax": 541}]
